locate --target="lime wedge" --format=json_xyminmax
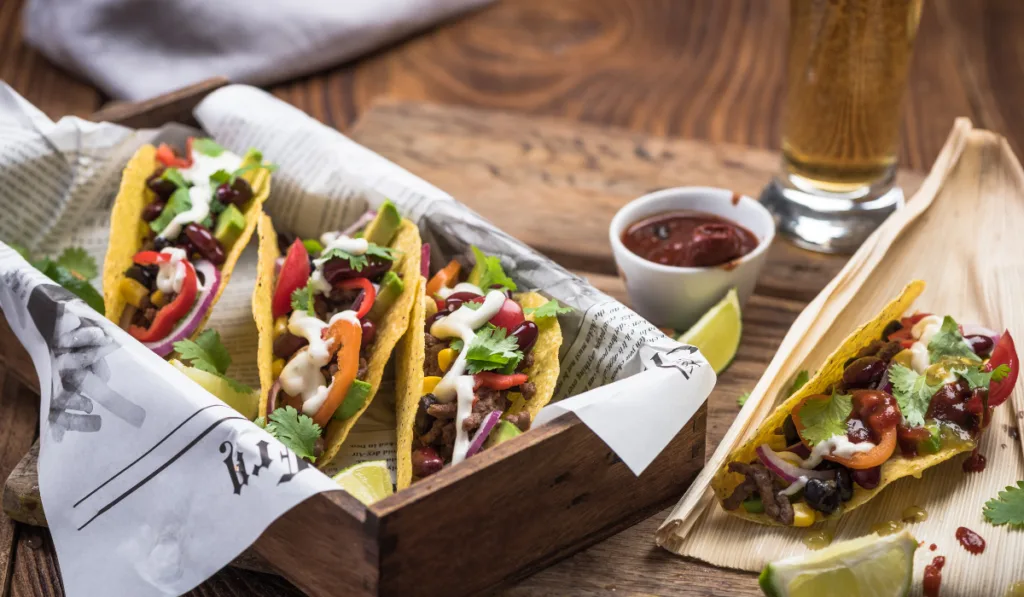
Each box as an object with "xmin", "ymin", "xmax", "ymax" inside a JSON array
[
  {"xmin": 332, "ymin": 460, "xmax": 393, "ymax": 505},
  {"xmin": 759, "ymin": 531, "xmax": 917, "ymax": 597},
  {"xmin": 170, "ymin": 359, "xmax": 258, "ymax": 420},
  {"xmin": 678, "ymin": 287, "xmax": 741, "ymax": 373}
]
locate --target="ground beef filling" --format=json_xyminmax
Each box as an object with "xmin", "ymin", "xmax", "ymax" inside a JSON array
[{"xmin": 724, "ymin": 461, "xmax": 794, "ymax": 525}]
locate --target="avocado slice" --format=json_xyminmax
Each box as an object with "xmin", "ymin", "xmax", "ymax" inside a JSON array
[
  {"xmin": 213, "ymin": 203, "xmax": 247, "ymax": 248},
  {"xmin": 483, "ymin": 420, "xmax": 522, "ymax": 449},
  {"xmin": 150, "ymin": 187, "xmax": 191, "ymax": 233},
  {"xmin": 363, "ymin": 200, "xmax": 402, "ymax": 247},
  {"xmin": 333, "ymin": 379, "xmax": 372, "ymax": 421},
  {"xmin": 365, "ymin": 270, "xmax": 404, "ymax": 322}
]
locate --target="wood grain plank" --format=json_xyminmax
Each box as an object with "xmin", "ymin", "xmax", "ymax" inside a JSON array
[{"xmin": 0, "ymin": 369, "xmax": 38, "ymax": 597}]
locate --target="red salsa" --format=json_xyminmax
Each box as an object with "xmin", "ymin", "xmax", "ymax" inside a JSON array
[
  {"xmin": 621, "ymin": 210, "xmax": 758, "ymax": 268},
  {"xmin": 923, "ymin": 556, "xmax": 945, "ymax": 597},
  {"xmin": 962, "ymin": 448, "xmax": 987, "ymax": 473},
  {"xmin": 955, "ymin": 526, "xmax": 985, "ymax": 554},
  {"xmin": 848, "ymin": 390, "xmax": 901, "ymax": 442}
]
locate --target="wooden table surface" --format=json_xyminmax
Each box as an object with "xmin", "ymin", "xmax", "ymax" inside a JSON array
[{"xmin": 0, "ymin": 0, "xmax": 1013, "ymax": 595}]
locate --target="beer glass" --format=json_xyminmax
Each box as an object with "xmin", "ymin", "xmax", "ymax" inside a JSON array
[{"xmin": 762, "ymin": 0, "xmax": 923, "ymax": 253}]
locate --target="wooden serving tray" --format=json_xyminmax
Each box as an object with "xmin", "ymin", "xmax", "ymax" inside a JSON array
[{"xmin": 0, "ymin": 78, "xmax": 708, "ymax": 597}]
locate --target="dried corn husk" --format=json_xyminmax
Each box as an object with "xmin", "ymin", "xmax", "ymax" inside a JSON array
[{"xmin": 657, "ymin": 119, "xmax": 1024, "ymax": 596}]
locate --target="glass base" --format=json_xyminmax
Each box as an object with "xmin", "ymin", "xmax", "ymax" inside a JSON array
[{"xmin": 760, "ymin": 172, "xmax": 904, "ymax": 254}]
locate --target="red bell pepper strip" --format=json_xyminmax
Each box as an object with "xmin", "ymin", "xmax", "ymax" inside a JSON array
[
  {"xmin": 128, "ymin": 259, "xmax": 197, "ymax": 342},
  {"xmin": 272, "ymin": 240, "xmax": 311, "ymax": 318},
  {"xmin": 155, "ymin": 138, "xmax": 193, "ymax": 169},
  {"xmin": 474, "ymin": 372, "xmax": 528, "ymax": 391},
  {"xmin": 335, "ymin": 278, "xmax": 376, "ymax": 320},
  {"xmin": 986, "ymin": 332, "xmax": 1019, "ymax": 407},
  {"xmin": 133, "ymin": 250, "xmax": 174, "ymax": 265}
]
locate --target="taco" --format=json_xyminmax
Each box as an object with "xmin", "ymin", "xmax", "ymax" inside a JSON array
[
  {"xmin": 253, "ymin": 201, "xmax": 421, "ymax": 466},
  {"xmin": 103, "ymin": 138, "xmax": 272, "ymax": 356},
  {"xmin": 713, "ymin": 280, "xmax": 1019, "ymax": 526},
  {"xmin": 395, "ymin": 247, "xmax": 567, "ymax": 489}
]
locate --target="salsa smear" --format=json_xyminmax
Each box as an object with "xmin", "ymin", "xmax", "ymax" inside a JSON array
[{"xmin": 621, "ymin": 210, "xmax": 758, "ymax": 268}]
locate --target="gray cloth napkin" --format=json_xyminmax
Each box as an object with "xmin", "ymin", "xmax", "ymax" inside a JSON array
[{"xmin": 24, "ymin": 0, "xmax": 493, "ymax": 101}]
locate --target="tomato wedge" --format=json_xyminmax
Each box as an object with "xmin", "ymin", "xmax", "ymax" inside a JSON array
[
  {"xmin": 791, "ymin": 393, "xmax": 898, "ymax": 470},
  {"xmin": 272, "ymin": 239, "xmax": 311, "ymax": 318},
  {"xmin": 986, "ymin": 331, "xmax": 1018, "ymax": 407}
]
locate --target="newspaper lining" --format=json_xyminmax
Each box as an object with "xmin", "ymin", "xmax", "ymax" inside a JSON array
[{"xmin": 0, "ymin": 83, "xmax": 715, "ymax": 596}]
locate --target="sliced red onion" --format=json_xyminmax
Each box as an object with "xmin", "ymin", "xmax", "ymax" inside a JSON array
[
  {"xmin": 961, "ymin": 323, "xmax": 1000, "ymax": 348},
  {"xmin": 266, "ymin": 379, "xmax": 282, "ymax": 414},
  {"xmin": 466, "ymin": 411, "xmax": 503, "ymax": 458},
  {"xmin": 756, "ymin": 444, "xmax": 833, "ymax": 483},
  {"xmin": 875, "ymin": 360, "xmax": 894, "ymax": 394},
  {"xmin": 421, "ymin": 243, "xmax": 431, "ymax": 278},
  {"xmin": 143, "ymin": 260, "xmax": 221, "ymax": 357},
  {"xmin": 341, "ymin": 210, "xmax": 377, "ymax": 238}
]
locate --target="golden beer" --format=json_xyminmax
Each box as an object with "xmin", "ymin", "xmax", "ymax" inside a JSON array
[{"xmin": 781, "ymin": 0, "xmax": 922, "ymax": 194}]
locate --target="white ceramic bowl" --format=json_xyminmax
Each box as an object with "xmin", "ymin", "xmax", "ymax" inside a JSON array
[{"xmin": 609, "ymin": 186, "xmax": 776, "ymax": 330}]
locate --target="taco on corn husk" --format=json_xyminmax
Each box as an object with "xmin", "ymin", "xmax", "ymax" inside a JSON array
[
  {"xmin": 395, "ymin": 246, "xmax": 566, "ymax": 489},
  {"xmin": 713, "ymin": 280, "xmax": 1019, "ymax": 527},
  {"xmin": 253, "ymin": 201, "xmax": 420, "ymax": 466},
  {"xmin": 103, "ymin": 138, "xmax": 272, "ymax": 356}
]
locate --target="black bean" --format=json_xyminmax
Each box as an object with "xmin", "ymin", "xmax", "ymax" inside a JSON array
[
  {"xmin": 803, "ymin": 478, "xmax": 840, "ymax": 514},
  {"xmin": 125, "ymin": 264, "xmax": 155, "ymax": 288},
  {"xmin": 273, "ymin": 332, "xmax": 307, "ymax": 360},
  {"xmin": 834, "ymin": 467, "xmax": 854, "ymax": 501},
  {"xmin": 783, "ymin": 415, "xmax": 800, "ymax": 446}
]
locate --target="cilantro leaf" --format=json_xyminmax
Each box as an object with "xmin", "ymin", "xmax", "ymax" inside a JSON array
[
  {"xmin": 471, "ymin": 246, "xmax": 517, "ymax": 291},
  {"xmin": 55, "ymin": 247, "xmax": 98, "ymax": 280},
  {"xmin": 738, "ymin": 392, "xmax": 751, "ymax": 407},
  {"xmin": 450, "ymin": 338, "xmax": 464, "ymax": 352},
  {"xmin": 192, "ymin": 138, "xmax": 225, "ymax": 157},
  {"xmin": 264, "ymin": 406, "xmax": 322, "ymax": 462},
  {"xmin": 10, "ymin": 243, "xmax": 31, "ymax": 260},
  {"xmin": 889, "ymin": 364, "xmax": 941, "ymax": 427},
  {"xmin": 951, "ymin": 363, "xmax": 1010, "ymax": 390},
  {"xmin": 992, "ymin": 363, "xmax": 1011, "ymax": 383},
  {"xmin": 319, "ymin": 247, "xmax": 368, "ymax": 272},
  {"xmin": 460, "ymin": 301, "xmax": 483, "ymax": 310},
  {"xmin": 928, "ymin": 316, "xmax": 982, "ymax": 364},
  {"xmin": 36, "ymin": 259, "xmax": 105, "ymax": 314},
  {"xmin": 789, "ymin": 370, "xmax": 810, "ymax": 396},
  {"xmin": 161, "ymin": 168, "xmax": 189, "ymax": 189},
  {"xmin": 796, "ymin": 391, "xmax": 853, "ymax": 445},
  {"xmin": 464, "ymin": 326, "xmax": 524, "ymax": 374},
  {"xmin": 291, "ymin": 280, "xmax": 317, "ymax": 315},
  {"xmin": 209, "ymin": 169, "xmax": 231, "ymax": 185},
  {"xmin": 173, "ymin": 329, "xmax": 232, "ymax": 375},
  {"xmin": 525, "ymin": 299, "xmax": 572, "ymax": 319},
  {"xmin": 983, "ymin": 481, "xmax": 1024, "ymax": 528},
  {"xmin": 364, "ymin": 243, "xmax": 398, "ymax": 262}
]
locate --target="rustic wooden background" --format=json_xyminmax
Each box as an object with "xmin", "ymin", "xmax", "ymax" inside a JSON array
[{"xmin": 0, "ymin": 0, "xmax": 1016, "ymax": 595}]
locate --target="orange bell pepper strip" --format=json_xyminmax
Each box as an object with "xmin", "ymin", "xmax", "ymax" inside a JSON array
[
  {"xmin": 312, "ymin": 318, "xmax": 362, "ymax": 427},
  {"xmin": 425, "ymin": 259, "xmax": 461, "ymax": 296}
]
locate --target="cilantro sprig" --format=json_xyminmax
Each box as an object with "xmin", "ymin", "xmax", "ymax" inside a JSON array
[
  {"xmin": 173, "ymin": 330, "xmax": 252, "ymax": 393},
  {"xmin": 928, "ymin": 316, "xmax": 982, "ymax": 364},
  {"xmin": 470, "ymin": 246, "xmax": 517, "ymax": 292},
  {"xmin": 889, "ymin": 364, "xmax": 941, "ymax": 428},
  {"xmin": 983, "ymin": 481, "xmax": 1024, "ymax": 528},
  {"xmin": 319, "ymin": 243, "xmax": 397, "ymax": 272},
  {"xmin": 796, "ymin": 391, "xmax": 853, "ymax": 445},
  {"xmin": 291, "ymin": 280, "xmax": 318, "ymax": 315},
  {"xmin": 951, "ymin": 363, "xmax": 1010, "ymax": 390},
  {"xmin": 259, "ymin": 406, "xmax": 322, "ymax": 462},
  {"xmin": 13, "ymin": 245, "xmax": 104, "ymax": 314},
  {"xmin": 460, "ymin": 325, "xmax": 524, "ymax": 374},
  {"xmin": 524, "ymin": 299, "xmax": 572, "ymax": 319}
]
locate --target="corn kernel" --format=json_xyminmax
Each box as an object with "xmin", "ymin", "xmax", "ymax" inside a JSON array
[
  {"xmin": 777, "ymin": 451, "xmax": 805, "ymax": 467},
  {"xmin": 272, "ymin": 358, "xmax": 285, "ymax": 379},
  {"xmin": 119, "ymin": 278, "xmax": 149, "ymax": 309},
  {"xmin": 273, "ymin": 316, "xmax": 289, "ymax": 338},
  {"xmin": 437, "ymin": 348, "xmax": 456, "ymax": 373},
  {"xmin": 424, "ymin": 295, "xmax": 438, "ymax": 319},
  {"xmin": 151, "ymin": 290, "xmax": 168, "ymax": 308},
  {"xmin": 423, "ymin": 376, "xmax": 442, "ymax": 395},
  {"xmin": 792, "ymin": 503, "xmax": 815, "ymax": 527}
]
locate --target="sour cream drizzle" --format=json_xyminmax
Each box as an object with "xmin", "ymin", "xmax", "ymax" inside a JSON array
[
  {"xmin": 308, "ymin": 232, "xmax": 370, "ymax": 295},
  {"xmin": 800, "ymin": 434, "xmax": 876, "ymax": 469},
  {"xmin": 279, "ymin": 309, "xmax": 359, "ymax": 416},
  {"xmin": 155, "ymin": 247, "xmax": 188, "ymax": 294},
  {"xmin": 910, "ymin": 315, "xmax": 944, "ymax": 373},
  {"xmin": 428, "ymin": 289, "xmax": 507, "ymax": 464},
  {"xmin": 159, "ymin": 149, "xmax": 243, "ymax": 239}
]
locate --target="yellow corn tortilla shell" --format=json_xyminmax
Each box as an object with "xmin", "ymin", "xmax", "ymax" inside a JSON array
[
  {"xmin": 103, "ymin": 144, "xmax": 271, "ymax": 337},
  {"xmin": 395, "ymin": 288, "xmax": 563, "ymax": 490},
  {"xmin": 255, "ymin": 217, "xmax": 422, "ymax": 469},
  {"xmin": 711, "ymin": 280, "xmax": 976, "ymax": 526}
]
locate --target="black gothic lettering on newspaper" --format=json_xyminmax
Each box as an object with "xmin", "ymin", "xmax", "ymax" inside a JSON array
[{"xmin": 22, "ymin": 278, "xmax": 147, "ymax": 440}]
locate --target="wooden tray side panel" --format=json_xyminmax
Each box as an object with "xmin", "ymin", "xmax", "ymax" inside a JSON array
[{"xmin": 376, "ymin": 404, "xmax": 707, "ymax": 597}]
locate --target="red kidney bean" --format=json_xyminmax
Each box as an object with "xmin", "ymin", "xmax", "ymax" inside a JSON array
[
  {"xmin": 273, "ymin": 332, "xmax": 307, "ymax": 360},
  {"xmin": 445, "ymin": 291, "xmax": 481, "ymax": 312},
  {"xmin": 146, "ymin": 169, "xmax": 177, "ymax": 201},
  {"xmin": 215, "ymin": 177, "xmax": 254, "ymax": 207},
  {"xmin": 842, "ymin": 356, "xmax": 885, "ymax": 388},
  {"xmin": 425, "ymin": 309, "xmax": 450, "ymax": 334},
  {"xmin": 322, "ymin": 255, "xmax": 391, "ymax": 284},
  {"xmin": 965, "ymin": 334, "xmax": 994, "ymax": 358},
  {"xmin": 411, "ymin": 446, "xmax": 444, "ymax": 478},
  {"xmin": 510, "ymin": 321, "xmax": 539, "ymax": 353},
  {"xmin": 489, "ymin": 284, "xmax": 514, "ymax": 298},
  {"xmin": 851, "ymin": 466, "xmax": 881, "ymax": 490},
  {"xmin": 360, "ymin": 320, "xmax": 376, "ymax": 347},
  {"xmin": 142, "ymin": 200, "xmax": 166, "ymax": 222},
  {"xmin": 184, "ymin": 223, "xmax": 226, "ymax": 265}
]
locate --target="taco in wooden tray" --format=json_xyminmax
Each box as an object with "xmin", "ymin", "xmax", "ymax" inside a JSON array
[
  {"xmin": 103, "ymin": 138, "xmax": 272, "ymax": 356},
  {"xmin": 253, "ymin": 201, "xmax": 420, "ymax": 466},
  {"xmin": 395, "ymin": 246, "xmax": 567, "ymax": 489},
  {"xmin": 713, "ymin": 280, "xmax": 1019, "ymax": 526}
]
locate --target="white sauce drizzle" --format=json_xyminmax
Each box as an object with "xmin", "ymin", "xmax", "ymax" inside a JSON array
[
  {"xmin": 437, "ymin": 282, "xmax": 484, "ymax": 299},
  {"xmin": 159, "ymin": 149, "xmax": 243, "ymax": 239},
  {"xmin": 155, "ymin": 247, "xmax": 188, "ymax": 294},
  {"xmin": 781, "ymin": 475, "xmax": 808, "ymax": 497},
  {"xmin": 279, "ymin": 309, "xmax": 359, "ymax": 416},
  {"xmin": 451, "ymin": 377, "xmax": 478, "ymax": 464},
  {"xmin": 909, "ymin": 315, "xmax": 943, "ymax": 373},
  {"xmin": 306, "ymin": 233, "xmax": 370, "ymax": 296},
  {"xmin": 800, "ymin": 434, "xmax": 876, "ymax": 469}
]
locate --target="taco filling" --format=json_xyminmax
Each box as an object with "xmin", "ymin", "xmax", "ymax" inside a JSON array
[
  {"xmin": 720, "ymin": 307, "xmax": 1018, "ymax": 526},
  {"xmin": 113, "ymin": 138, "xmax": 270, "ymax": 355},
  {"xmin": 409, "ymin": 247, "xmax": 569, "ymax": 480},
  {"xmin": 260, "ymin": 201, "xmax": 416, "ymax": 462}
]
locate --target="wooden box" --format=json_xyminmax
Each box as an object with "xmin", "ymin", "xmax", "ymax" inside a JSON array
[{"xmin": 1, "ymin": 78, "xmax": 707, "ymax": 597}]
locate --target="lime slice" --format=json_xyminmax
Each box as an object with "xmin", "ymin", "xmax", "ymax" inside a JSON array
[
  {"xmin": 759, "ymin": 531, "xmax": 917, "ymax": 597},
  {"xmin": 332, "ymin": 460, "xmax": 393, "ymax": 505},
  {"xmin": 170, "ymin": 359, "xmax": 258, "ymax": 420},
  {"xmin": 678, "ymin": 287, "xmax": 741, "ymax": 373}
]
